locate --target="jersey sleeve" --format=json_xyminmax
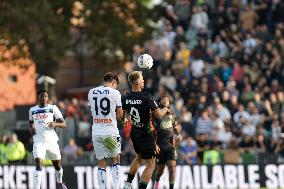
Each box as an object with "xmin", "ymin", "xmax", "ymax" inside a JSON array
[
  {"xmin": 28, "ymin": 108, "xmax": 33, "ymax": 122},
  {"xmin": 53, "ymin": 105, "xmax": 64, "ymax": 119},
  {"xmin": 146, "ymin": 93, "xmax": 158, "ymax": 111},
  {"xmin": 116, "ymin": 91, "xmax": 122, "ymax": 109}
]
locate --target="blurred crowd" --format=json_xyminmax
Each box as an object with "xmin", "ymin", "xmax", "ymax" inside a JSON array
[
  {"xmin": 2, "ymin": 0, "xmax": 284, "ymax": 165},
  {"xmin": 118, "ymin": 0, "xmax": 284, "ymax": 164}
]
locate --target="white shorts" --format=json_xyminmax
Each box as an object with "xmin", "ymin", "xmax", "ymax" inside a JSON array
[
  {"xmin": 92, "ymin": 135, "xmax": 121, "ymax": 160},
  {"xmin": 33, "ymin": 142, "xmax": 61, "ymax": 160}
]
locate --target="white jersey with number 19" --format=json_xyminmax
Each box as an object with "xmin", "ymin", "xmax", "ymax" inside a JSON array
[{"xmin": 88, "ymin": 85, "xmax": 122, "ymax": 136}]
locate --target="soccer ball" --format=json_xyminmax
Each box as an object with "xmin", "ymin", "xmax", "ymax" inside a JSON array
[{"xmin": 137, "ymin": 54, "xmax": 153, "ymax": 69}]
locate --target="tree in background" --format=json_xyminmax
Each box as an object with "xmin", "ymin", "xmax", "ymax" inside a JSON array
[
  {"xmin": 0, "ymin": 0, "xmax": 72, "ymax": 76},
  {"xmin": 0, "ymin": 0, "xmax": 158, "ymax": 77}
]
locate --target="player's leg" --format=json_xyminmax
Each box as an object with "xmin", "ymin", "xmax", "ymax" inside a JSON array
[
  {"xmin": 33, "ymin": 143, "xmax": 45, "ymax": 189},
  {"xmin": 34, "ymin": 158, "xmax": 44, "ymax": 189},
  {"xmin": 93, "ymin": 135, "xmax": 108, "ymax": 189},
  {"xmin": 47, "ymin": 142, "xmax": 67, "ymax": 189},
  {"xmin": 97, "ymin": 158, "xmax": 107, "ymax": 189},
  {"xmin": 167, "ymin": 148, "xmax": 177, "ymax": 189},
  {"xmin": 137, "ymin": 134, "xmax": 157, "ymax": 189},
  {"xmin": 51, "ymin": 160, "xmax": 67, "ymax": 189},
  {"xmin": 153, "ymin": 149, "xmax": 166, "ymax": 189},
  {"xmin": 167, "ymin": 160, "xmax": 176, "ymax": 189},
  {"xmin": 123, "ymin": 154, "xmax": 143, "ymax": 189},
  {"xmin": 109, "ymin": 136, "xmax": 122, "ymax": 189},
  {"xmin": 111, "ymin": 155, "xmax": 121, "ymax": 189},
  {"xmin": 124, "ymin": 135, "xmax": 143, "ymax": 189},
  {"xmin": 154, "ymin": 164, "xmax": 166, "ymax": 189},
  {"xmin": 139, "ymin": 157, "xmax": 156, "ymax": 189}
]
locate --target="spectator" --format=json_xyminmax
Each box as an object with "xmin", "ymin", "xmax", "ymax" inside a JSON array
[
  {"xmin": 190, "ymin": 6, "xmax": 209, "ymax": 31},
  {"xmin": 63, "ymin": 138, "xmax": 79, "ymax": 163},
  {"xmin": 6, "ymin": 134, "xmax": 26, "ymax": 163},
  {"xmin": 196, "ymin": 109, "xmax": 213, "ymax": 135},
  {"xmin": 241, "ymin": 119, "xmax": 256, "ymax": 137},
  {"xmin": 78, "ymin": 115, "xmax": 91, "ymax": 138},
  {"xmin": 250, "ymin": 106, "xmax": 262, "ymax": 128},
  {"xmin": 271, "ymin": 114, "xmax": 281, "ymax": 141},
  {"xmin": 0, "ymin": 134, "xmax": 8, "ymax": 164},
  {"xmin": 215, "ymin": 99, "xmax": 231, "ymax": 123},
  {"xmin": 164, "ymin": 22, "xmax": 176, "ymax": 50},
  {"xmin": 211, "ymin": 112, "xmax": 225, "ymax": 140},
  {"xmin": 211, "ymin": 35, "xmax": 229, "ymax": 58},
  {"xmin": 240, "ymin": 5, "xmax": 259, "ymax": 31},
  {"xmin": 181, "ymin": 136, "xmax": 197, "ymax": 164},
  {"xmin": 159, "ymin": 69, "xmax": 177, "ymax": 92},
  {"xmin": 232, "ymin": 62, "xmax": 245, "ymax": 82},
  {"xmin": 174, "ymin": 0, "xmax": 191, "ymax": 30},
  {"xmin": 256, "ymin": 133, "xmax": 266, "ymax": 153},
  {"xmin": 233, "ymin": 104, "xmax": 250, "ymax": 127},
  {"xmin": 190, "ymin": 58, "xmax": 205, "ymax": 78},
  {"xmin": 203, "ymin": 143, "xmax": 221, "ymax": 165}
]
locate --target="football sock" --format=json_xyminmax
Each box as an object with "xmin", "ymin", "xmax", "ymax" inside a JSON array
[
  {"xmin": 98, "ymin": 167, "xmax": 106, "ymax": 189},
  {"xmin": 169, "ymin": 182, "xmax": 174, "ymax": 189},
  {"xmin": 33, "ymin": 169, "xmax": 43, "ymax": 189},
  {"xmin": 138, "ymin": 181, "xmax": 148, "ymax": 189},
  {"xmin": 55, "ymin": 167, "xmax": 63, "ymax": 183},
  {"xmin": 126, "ymin": 173, "xmax": 135, "ymax": 183},
  {"xmin": 112, "ymin": 163, "xmax": 121, "ymax": 189}
]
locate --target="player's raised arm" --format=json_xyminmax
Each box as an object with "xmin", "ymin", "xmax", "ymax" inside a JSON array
[{"xmin": 153, "ymin": 106, "xmax": 170, "ymax": 119}]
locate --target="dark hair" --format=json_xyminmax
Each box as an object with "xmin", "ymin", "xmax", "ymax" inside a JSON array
[
  {"xmin": 103, "ymin": 72, "xmax": 119, "ymax": 84},
  {"xmin": 157, "ymin": 95, "xmax": 170, "ymax": 107},
  {"xmin": 37, "ymin": 89, "xmax": 48, "ymax": 96}
]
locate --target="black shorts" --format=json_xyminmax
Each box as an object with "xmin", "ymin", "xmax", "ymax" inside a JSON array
[
  {"xmin": 131, "ymin": 130, "xmax": 156, "ymax": 159},
  {"xmin": 156, "ymin": 146, "xmax": 177, "ymax": 164}
]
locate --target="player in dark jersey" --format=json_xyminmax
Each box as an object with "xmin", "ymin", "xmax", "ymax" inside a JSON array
[
  {"xmin": 122, "ymin": 71, "xmax": 170, "ymax": 189},
  {"xmin": 153, "ymin": 96, "xmax": 182, "ymax": 189}
]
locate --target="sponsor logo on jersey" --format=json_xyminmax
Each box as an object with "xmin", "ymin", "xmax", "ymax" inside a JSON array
[
  {"xmin": 93, "ymin": 118, "xmax": 112, "ymax": 124},
  {"xmin": 34, "ymin": 113, "xmax": 49, "ymax": 120},
  {"xmin": 126, "ymin": 100, "xmax": 142, "ymax": 104}
]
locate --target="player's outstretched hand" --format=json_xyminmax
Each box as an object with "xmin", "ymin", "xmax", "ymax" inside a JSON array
[
  {"xmin": 166, "ymin": 107, "xmax": 171, "ymax": 114},
  {"xmin": 162, "ymin": 107, "xmax": 171, "ymax": 115},
  {"xmin": 48, "ymin": 122, "xmax": 56, "ymax": 129},
  {"xmin": 155, "ymin": 144, "xmax": 160, "ymax": 154},
  {"xmin": 176, "ymin": 134, "xmax": 183, "ymax": 143}
]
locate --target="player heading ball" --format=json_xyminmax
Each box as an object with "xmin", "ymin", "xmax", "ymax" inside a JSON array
[{"xmin": 122, "ymin": 71, "xmax": 171, "ymax": 189}]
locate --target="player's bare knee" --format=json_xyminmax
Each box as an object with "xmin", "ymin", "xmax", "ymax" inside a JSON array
[
  {"xmin": 98, "ymin": 159, "xmax": 107, "ymax": 168},
  {"xmin": 112, "ymin": 155, "xmax": 120, "ymax": 164},
  {"xmin": 52, "ymin": 160, "xmax": 62, "ymax": 171},
  {"xmin": 35, "ymin": 158, "xmax": 43, "ymax": 169}
]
